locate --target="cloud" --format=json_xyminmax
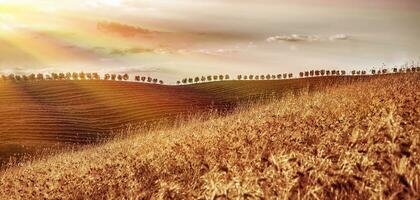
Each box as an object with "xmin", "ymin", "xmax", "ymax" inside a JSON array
[
  {"xmin": 0, "ymin": 22, "xmax": 28, "ymax": 31},
  {"xmin": 0, "ymin": 66, "xmax": 27, "ymax": 74},
  {"xmin": 91, "ymin": 46, "xmax": 163, "ymax": 56},
  {"xmin": 329, "ymin": 34, "xmax": 349, "ymax": 41},
  {"xmin": 0, "ymin": 24, "xmax": 13, "ymax": 31},
  {"xmin": 177, "ymin": 42, "xmax": 256, "ymax": 56},
  {"xmin": 97, "ymin": 21, "xmax": 154, "ymax": 37},
  {"xmin": 109, "ymin": 47, "xmax": 154, "ymax": 56},
  {"xmin": 92, "ymin": 46, "xmax": 106, "ymax": 51},
  {"xmin": 83, "ymin": 0, "xmax": 122, "ymax": 8},
  {"xmin": 266, "ymin": 34, "xmax": 320, "ymax": 42},
  {"xmin": 104, "ymin": 66, "xmax": 161, "ymax": 74},
  {"xmin": 177, "ymin": 48, "xmax": 240, "ymax": 56},
  {"xmin": 0, "ymin": 67, "xmax": 60, "ymax": 75},
  {"xmin": 266, "ymin": 34, "xmax": 349, "ymax": 43}
]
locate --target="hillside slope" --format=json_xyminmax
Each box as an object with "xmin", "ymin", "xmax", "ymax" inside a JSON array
[
  {"xmin": 0, "ymin": 80, "xmax": 217, "ymax": 165},
  {"xmin": 0, "ymin": 73, "xmax": 418, "ymax": 199},
  {"xmin": 0, "ymin": 75, "xmax": 369, "ymax": 165}
]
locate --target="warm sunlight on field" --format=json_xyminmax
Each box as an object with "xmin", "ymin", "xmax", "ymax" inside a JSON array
[
  {"xmin": 0, "ymin": 73, "xmax": 418, "ymax": 199},
  {"xmin": 0, "ymin": 0, "xmax": 419, "ymax": 199},
  {"xmin": 0, "ymin": 74, "xmax": 365, "ymax": 167}
]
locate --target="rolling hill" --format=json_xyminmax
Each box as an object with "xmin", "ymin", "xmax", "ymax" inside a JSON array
[
  {"xmin": 0, "ymin": 75, "xmax": 397, "ymax": 166},
  {"xmin": 0, "ymin": 73, "xmax": 418, "ymax": 199}
]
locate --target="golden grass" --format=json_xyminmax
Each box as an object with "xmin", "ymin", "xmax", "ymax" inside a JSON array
[
  {"xmin": 0, "ymin": 75, "xmax": 369, "ymax": 166},
  {"xmin": 0, "ymin": 73, "xmax": 419, "ymax": 199}
]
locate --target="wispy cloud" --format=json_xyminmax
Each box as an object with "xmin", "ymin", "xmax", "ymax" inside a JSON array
[
  {"xmin": 328, "ymin": 34, "xmax": 349, "ymax": 41},
  {"xmin": 0, "ymin": 66, "xmax": 64, "ymax": 75},
  {"xmin": 83, "ymin": 0, "xmax": 123, "ymax": 8},
  {"xmin": 266, "ymin": 34, "xmax": 320, "ymax": 42},
  {"xmin": 177, "ymin": 42, "xmax": 256, "ymax": 56},
  {"xmin": 92, "ymin": 46, "xmax": 171, "ymax": 56},
  {"xmin": 109, "ymin": 47, "xmax": 154, "ymax": 56},
  {"xmin": 178, "ymin": 48, "xmax": 239, "ymax": 56},
  {"xmin": 104, "ymin": 66, "xmax": 161, "ymax": 74},
  {"xmin": 97, "ymin": 21, "xmax": 155, "ymax": 37},
  {"xmin": 266, "ymin": 34, "xmax": 350, "ymax": 43}
]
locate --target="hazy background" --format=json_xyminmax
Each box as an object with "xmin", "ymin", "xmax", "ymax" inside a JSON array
[{"xmin": 0, "ymin": 0, "xmax": 419, "ymax": 82}]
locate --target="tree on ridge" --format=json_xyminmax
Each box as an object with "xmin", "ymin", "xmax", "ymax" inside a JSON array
[{"xmin": 123, "ymin": 74, "xmax": 129, "ymax": 81}]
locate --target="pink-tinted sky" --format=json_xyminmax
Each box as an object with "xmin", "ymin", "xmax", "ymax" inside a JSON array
[
  {"xmin": 0, "ymin": 0, "xmax": 419, "ymax": 82},
  {"xmin": 294, "ymin": 0, "xmax": 420, "ymax": 10}
]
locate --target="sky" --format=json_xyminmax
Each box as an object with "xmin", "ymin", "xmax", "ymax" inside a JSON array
[{"xmin": 0, "ymin": 0, "xmax": 419, "ymax": 82}]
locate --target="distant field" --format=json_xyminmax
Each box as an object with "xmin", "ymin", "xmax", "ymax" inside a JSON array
[{"xmin": 0, "ymin": 75, "xmax": 386, "ymax": 165}]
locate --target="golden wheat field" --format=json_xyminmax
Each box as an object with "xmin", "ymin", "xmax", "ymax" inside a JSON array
[
  {"xmin": 0, "ymin": 75, "xmax": 365, "ymax": 167},
  {"xmin": 0, "ymin": 73, "xmax": 418, "ymax": 199}
]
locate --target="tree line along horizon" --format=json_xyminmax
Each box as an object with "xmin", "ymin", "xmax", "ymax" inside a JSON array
[
  {"xmin": 177, "ymin": 67, "xmax": 419, "ymax": 84},
  {"xmin": 0, "ymin": 72, "xmax": 164, "ymax": 84},
  {"xmin": 0, "ymin": 66, "xmax": 419, "ymax": 85}
]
